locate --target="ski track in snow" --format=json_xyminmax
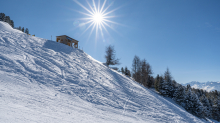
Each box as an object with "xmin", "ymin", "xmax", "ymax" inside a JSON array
[{"xmin": 0, "ymin": 21, "xmax": 218, "ymax": 122}]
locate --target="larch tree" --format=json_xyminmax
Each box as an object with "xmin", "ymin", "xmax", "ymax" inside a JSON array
[
  {"xmin": 140, "ymin": 59, "xmax": 153, "ymax": 87},
  {"xmin": 140, "ymin": 59, "xmax": 148, "ymax": 85},
  {"xmin": 132, "ymin": 55, "xmax": 141, "ymax": 82}
]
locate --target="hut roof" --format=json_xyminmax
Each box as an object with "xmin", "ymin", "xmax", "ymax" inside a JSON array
[{"xmin": 56, "ymin": 35, "xmax": 79, "ymax": 42}]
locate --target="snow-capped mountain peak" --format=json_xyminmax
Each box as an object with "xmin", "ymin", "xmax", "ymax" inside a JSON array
[{"xmin": 182, "ymin": 81, "xmax": 220, "ymax": 92}]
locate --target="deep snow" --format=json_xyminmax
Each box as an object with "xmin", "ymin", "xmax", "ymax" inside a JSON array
[{"xmin": 0, "ymin": 21, "xmax": 217, "ymax": 122}]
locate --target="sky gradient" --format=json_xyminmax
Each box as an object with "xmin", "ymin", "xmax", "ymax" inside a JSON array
[{"xmin": 1, "ymin": 0, "xmax": 220, "ymax": 83}]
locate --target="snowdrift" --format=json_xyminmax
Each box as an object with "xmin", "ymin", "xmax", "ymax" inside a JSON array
[{"xmin": 0, "ymin": 21, "xmax": 210, "ymax": 122}]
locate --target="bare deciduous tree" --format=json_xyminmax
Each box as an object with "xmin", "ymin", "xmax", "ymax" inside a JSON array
[
  {"xmin": 132, "ymin": 55, "xmax": 141, "ymax": 82},
  {"xmin": 141, "ymin": 59, "xmax": 153, "ymax": 87}
]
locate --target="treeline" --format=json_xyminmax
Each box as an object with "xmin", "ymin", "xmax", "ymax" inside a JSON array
[
  {"xmin": 119, "ymin": 55, "xmax": 154, "ymax": 88},
  {"xmin": 119, "ymin": 55, "xmax": 220, "ymax": 121},
  {"xmin": 0, "ymin": 13, "xmax": 29, "ymax": 34},
  {"xmin": 155, "ymin": 73, "xmax": 220, "ymax": 121}
]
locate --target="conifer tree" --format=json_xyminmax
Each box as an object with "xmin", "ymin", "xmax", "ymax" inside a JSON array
[
  {"xmin": 18, "ymin": 26, "xmax": 21, "ymax": 31},
  {"xmin": 150, "ymin": 76, "xmax": 155, "ymax": 87},
  {"xmin": 172, "ymin": 80, "xmax": 178, "ymax": 89},
  {"xmin": 124, "ymin": 67, "xmax": 131, "ymax": 77},
  {"xmin": 0, "ymin": 13, "xmax": 5, "ymax": 21},
  {"xmin": 160, "ymin": 68, "xmax": 174, "ymax": 97},
  {"xmin": 158, "ymin": 76, "xmax": 166, "ymax": 94},
  {"xmin": 10, "ymin": 20, "xmax": 14, "ymax": 28},
  {"xmin": 141, "ymin": 59, "xmax": 148, "ymax": 85},
  {"xmin": 216, "ymin": 97, "xmax": 220, "ymax": 121},
  {"xmin": 105, "ymin": 45, "xmax": 120, "ymax": 67},
  {"xmin": 25, "ymin": 28, "xmax": 29, "ymax": 34},
  {"xmin": 172, "ymin": 85, "xmax": 186, "ymax": 107},
  {"xmin": 147, "ymin": 75, "xmax": 153, "ymax": 88},
  {"xmin": 184, "ymin": 89, "xmax": 195, "ymax": 111},
  {"xmin": 186, "ymin": 84, "xmax": 191, "ymax": 92},
  {"xmin": 127, "ymin": 69, "xmax": 131, "ymax": 77},
  {"xmin": 22, "ymin": 27, "xmax": 24, "ymax": 32},
  {"xmin": 193, "ymin": 93, "xmax": 204, "ymax": 118},
  {"xmin": 208, "ymin": 96, "xmax": 214, "ymax": 108},
  {"xmin": 125, "ymin": 66, "xmax": 128, "ymax": 75},
  {"xmin": 164, "ymin": 68, "xmax": 172, "ymax": 82},
  {"xmin": 212, "ymin": 97, "xmax": 220, "ymax": 121},
  {"xmin": 200, "ymin": 95, "xmax": 212, "ymax": 118},
  {"xmin": 154, "ymin": 74, "xmax": 160, "ymax": 92},
  {"xmin": 212, "ymin": 106, "xmax": 220, "ymax": 121},
  {"xmin": 121, "ymin": 67, "xmax": 124, "ymax": 74},
  {"xmin": 5, "ymin": 16, "xmax": 11, "ymax": 25},
  {"xmin": 184, "ymin": 89, "xmax": 204, "ymax": 118}
]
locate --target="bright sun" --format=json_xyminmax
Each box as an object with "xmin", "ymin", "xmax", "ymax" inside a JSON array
[
  {"xmin": 73, "ymin": 0, "xmax": 121, "ymax": 41},
  {"xmin": 93, "ymin": 13, "xmax": 103, "ymax": 23}
]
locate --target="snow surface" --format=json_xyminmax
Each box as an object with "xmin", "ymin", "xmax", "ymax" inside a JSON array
[
  {"xmin": 183, "ymin": 81, "xmax": 220, "ymax": 92},
  {"xmin": 0, "ymin": 21, "xmax": 217, "ymax": 122}
]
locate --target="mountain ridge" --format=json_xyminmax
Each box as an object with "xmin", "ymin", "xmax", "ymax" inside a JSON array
[{"xmin": 182, "ymin": 81, "xmax": 220, "ymax": 92}]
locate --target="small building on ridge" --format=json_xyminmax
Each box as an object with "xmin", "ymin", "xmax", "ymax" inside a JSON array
[{"xmin": 56, "ymin": 35, "xmax": 78, "ymax": 48}]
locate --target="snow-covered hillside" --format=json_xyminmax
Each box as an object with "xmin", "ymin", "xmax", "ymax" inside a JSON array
[
  {"xmin": 183, "ymin": 81, "xmax": 220, "ymax": 92},
  {"xmin": 0, "ymin": 21, "xmax": 216, "ymax": 122}
]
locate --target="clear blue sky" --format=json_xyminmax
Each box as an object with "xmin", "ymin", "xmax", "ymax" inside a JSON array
[{"xmin": 1, "ymin": 0, "xmax": 220, "ymax": 84}]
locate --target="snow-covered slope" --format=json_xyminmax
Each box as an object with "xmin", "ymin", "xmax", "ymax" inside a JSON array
[
  {"xmin": 183, "ymin": 81, "xmax": 220, "ymax": 92},
  {"xmin": 0, "ymin": 21, "xmax": 214, "ymax": 122}
]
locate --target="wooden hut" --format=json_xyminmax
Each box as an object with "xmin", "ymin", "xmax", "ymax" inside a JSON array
[{"xmin": 56, "ymin": 35, "xmax": 78, "ymax": 48}]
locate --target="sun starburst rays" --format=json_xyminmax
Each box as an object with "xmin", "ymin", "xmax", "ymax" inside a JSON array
[{"xmin": 73, "ymin": 0, "xmax": 119, "ymax": 42}]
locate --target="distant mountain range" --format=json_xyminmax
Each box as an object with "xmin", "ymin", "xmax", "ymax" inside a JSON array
[{"xmin": 182, "ymin": 81, "xmax": 220, "ymax": 92}]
